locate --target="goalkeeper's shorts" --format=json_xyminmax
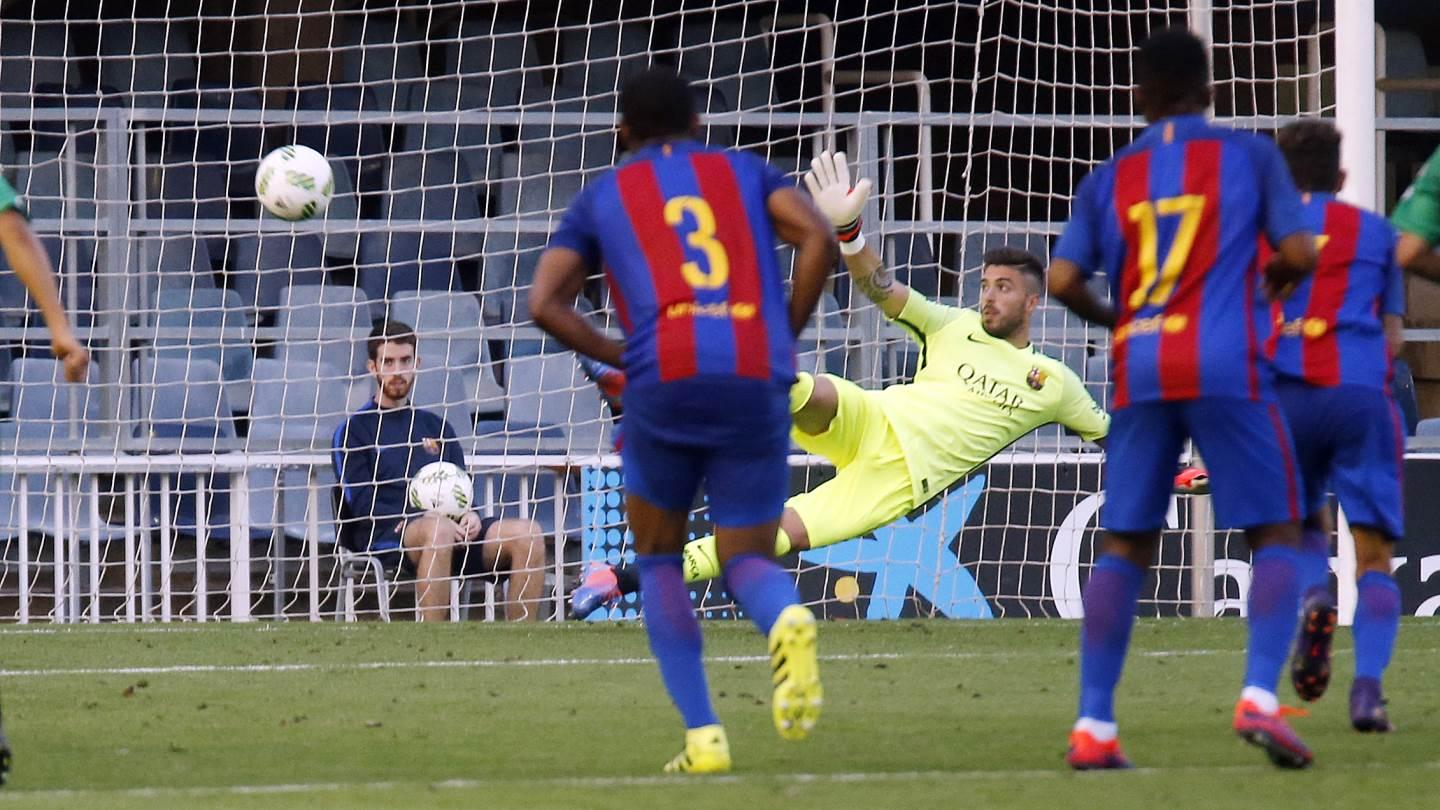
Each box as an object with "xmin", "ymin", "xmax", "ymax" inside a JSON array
[{"xmin": 788, "ymin": 374, "xmax": 916, "ymax": 548}]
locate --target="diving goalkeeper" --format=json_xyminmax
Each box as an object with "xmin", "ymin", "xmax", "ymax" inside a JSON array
[{"xmin": 571, "ymin": 150, "xmax": 1136, "ymax": 617}]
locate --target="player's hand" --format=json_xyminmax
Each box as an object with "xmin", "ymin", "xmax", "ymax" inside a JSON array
[
  {"xmin": 457, "ymin": 511, "xmax": 483, "ymax": 542},
  {"xmin": 1262, "ymin": 253, "xmax": 1302, "ymax": 302},
  {"xmin": 51, "ymin": 331, "xmax": 89, "ymax": 383},
  {"xmin": 802, "ymin": 150, "xmax": 872, "ymax": 230}
]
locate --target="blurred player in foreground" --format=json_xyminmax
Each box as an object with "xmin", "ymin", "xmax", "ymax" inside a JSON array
[
  {"xmin": 1268, "ymin": 121, "xmax": 1405, "ymax": 732},
  {"xmin": 0, "ymin": 162, "xmax": 91, "ymax": 785},
  {"xmin": 1048, "ymin": 27, "xmax": 1318, "ymax": 769},
  {"xmin": 529, "ymin": 67, "xmax": 837, "ymax": 773},
  {"xmin": 574, "ymin": 150, "xmax": 1129, "ymax": 618}
]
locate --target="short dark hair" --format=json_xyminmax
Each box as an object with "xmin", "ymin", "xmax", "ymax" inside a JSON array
[
  {"xmin": 367, "ymin": 319, "xmax": 416, "ymax": 362},
  {"xmin": 620, "ymin": 66, "xmax": 695, "ymax": 143},
  {"xmin": 1276, "ymin": 119, "xmax": 1342, "ymax": 193},
  {"xmin": 1135, "ymin": 27, "xmax": 1210, "ymax": 108},
  {"xmin": 982, "ymin": 246, "xmax": 1045, "ymax": 291}
]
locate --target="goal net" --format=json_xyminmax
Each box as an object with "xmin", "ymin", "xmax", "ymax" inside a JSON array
[{"xmin": 0, "ymin": 1, "xmax": 1332, "ymax": 623}]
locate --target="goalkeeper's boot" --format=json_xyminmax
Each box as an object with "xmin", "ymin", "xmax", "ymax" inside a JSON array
[
  {"xmin": 577, "ymin": 355, "xmax": 626, "ymax": 416},
  {"xmin": 662, "ymin": 724, "xmax": 731, "ymax": 775},
  {"xmin": 570, "ymin": 564, "xmax": 622, "ymax": 620},
  {"xmin": 1350, "ymin": 677, "xmax": 1393, "ymax": 733},
  {"xmin": 1065, "ymin": 730, "xmax": 1132, "ymax": 770},
  {"xmin": 1290, "ymin": 591, "xmax": 1338, "ymax": 702},
  {"xmin": 1233, "ymin": 698, "xmax": 1313, "ymax": 769},
  {"xmin": 769, "ymin": 604, "xmax": 822, "ymax": 741},
  {"xmin": 1173, "ymin": 465, "xmax": 1210, "ymax": 495}
]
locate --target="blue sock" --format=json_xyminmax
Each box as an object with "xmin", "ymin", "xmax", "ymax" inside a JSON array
[
  {"xmin": 636, "ymin": 554, "xmax": 719, "ymax": 729},
  {"xmin": 1077, "ymin": 554, "xmax": 1144, "ymax": 723},
  {"xmin": 1298, "ymin": 527, "xmax": 1331, "ymax": 601},
  {"xmin": 1353, "ymin": 571, "xmax": 1401, "ymax": 683},
  {"xmin": 722, "ymin": 552, "xmax": 799, "ymax": 636},
  {"xmin": 1244, "ymin": 545, "xmax": 1302, "ymax": 693}
]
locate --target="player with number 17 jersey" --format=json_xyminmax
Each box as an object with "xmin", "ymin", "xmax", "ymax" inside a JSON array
[{"xmin": 1052, "ymin": 113, "xmax": 1310, "ymax": 532}]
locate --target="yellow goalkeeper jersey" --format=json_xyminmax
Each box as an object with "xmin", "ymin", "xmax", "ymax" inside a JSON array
[{"xmin": 875, "ymin": 292, "xmax": 1110, "ymax": 503}]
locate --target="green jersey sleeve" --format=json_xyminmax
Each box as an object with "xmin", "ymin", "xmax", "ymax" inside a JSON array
[
  {"xmin": 889, "ymin": 290, "xmax": 961, "ymax": 345},
  {"xmin": 1053, "ymin": 364, "xmax": 1109, "ymax": 442},
  {"xmin": 0, "ymin": 174, "xmax": 23, "ymax": 217},
  {"xmin": 1392, "ymin": 145, "xmax": 1440, "ymax": 245}
]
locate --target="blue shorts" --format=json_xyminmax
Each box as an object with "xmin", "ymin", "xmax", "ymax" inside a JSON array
[
  {"xmin": 1103, "ymin": 397, "xmax": 1302, "ymax": 532},
  {"xmin": 621, "ymin": 376, "xmax": 790, "ymax": 528},
  {"xmin": 1276, "ymin": 378, "xmax": 1405, "ymax": 540}
]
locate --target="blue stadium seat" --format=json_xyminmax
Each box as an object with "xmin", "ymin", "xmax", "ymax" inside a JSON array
[
  {"xmin": 401, "ymin": 78, "xmax": 502, "ymax": 191},
  {"xmin": 14, "ymin": 150, "xmax": 97, "ymax": 221},
  {"xmin": 387, "ymin": 290, "xmax": 504, "ymax": 429},
  {"xmin": 382, "ymin": 152, "xmax": 484, "ymax": 258},
  {"xmin": 319, "ymin": 158, "xmax": 361, "ymax": 262},
  {"xmin": 163, "ymin": 81, "xmax": 267, "ymax": 200},
  {"xmin": 439, "ymin": 14, "xmax": 538, "ymax": 107},
  {"xmin": 675, "ymin": 17, "xmax": 775, "ymax": 111},
  {"xmin": 291, "ymin": 85, "xmax": 388, "ymax": 193},
  {"xmin": 246, "ymin": 358, "xmax": 342, "ymax": 542},
  {"xmin": 554, "ymin": 19, "xmax": 656, "ymax": 108},
  {"xmin": 886, "ymin": 233, "xmax": 942, "ymax": 301},
  {"xmin": 0, "ymin": 22, "xmax": 78, "ymax": 111},
  {"xmin": 336, "ymin": 11, "xmax": 428, "ymax": 115},
  {"xmin": 1084, "ymin": 351, "xmax": 1110, "ymax": 411},
  {"xmin": 501, "ymin": 353, "xmax": 609, "ymax": 451},
  {"xmin": 152, "ymin": 288, "xmax": 253, "ymax": 405},
  {"xmin": 96, "ymin": 20, "xmax": 198, "ymax": 110},
  {"xmin": 226, "ymin": 233, "xmax": 326, "ymax": 314},
  {"xmin": 1416, "ymin": 417, "xmax": 1440, "ymax": 438},
  {"xmin": 4, "ymin": 357, "xmax": 104, "ymax": 444},
  {"xmin": 275, "ymin": 283, "xmax": 371, "ymax": 378},
  {"xmin": 356, "ymin": 231, "xmax": 459, "ymax": 303}
]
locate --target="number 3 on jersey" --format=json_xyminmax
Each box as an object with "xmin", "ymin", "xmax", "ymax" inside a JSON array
[
  {"xmin": 664, "ymin": 195, "xmax": 730, "ymax": 290},
  {"xmin": 1127, "ymin": 194, "xmax": 1206, "ymax": 310}
]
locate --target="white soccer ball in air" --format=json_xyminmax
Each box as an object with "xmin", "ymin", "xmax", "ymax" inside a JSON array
[
  {"xmin": 255, "ymin": 144, "xmax": 334, "ymax": 221},
  {"xmin": 407, "ymin": 461, "xmax": 474, "ymax": 522}
]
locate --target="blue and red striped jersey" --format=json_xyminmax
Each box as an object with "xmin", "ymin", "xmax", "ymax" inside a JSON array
[
  {"xmin": 1265, "ymin": 193, "xmax": 1403, "ymax": 390},
  {"xmin": 1053, "ymin": 114, "xmax": 1309, "ymax": 407},
  {"xmin": 548, "ymin": 140, "xmax": 795, "ymax": 389}
]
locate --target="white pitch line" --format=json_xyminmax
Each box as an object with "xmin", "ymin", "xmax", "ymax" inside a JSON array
[
  {"xmin": 4, "ymin": 761, "xmax": 1440, "ymax": 801},
  {"xmin": 0, "ymin": 648, "xmax": 1281, "ymax": 678}
]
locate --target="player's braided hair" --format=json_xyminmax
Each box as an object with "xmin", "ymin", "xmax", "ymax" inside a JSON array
[{"xmin": 1276, "ymin": 119, "xmax": 1342, "ymax": 193}]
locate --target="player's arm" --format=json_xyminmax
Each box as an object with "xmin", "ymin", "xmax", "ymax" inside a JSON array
[
  {"xmin": 1257, "ymin": 138, "xmax": 1317, "ymax": 299},
  {"xmin": 0, "ymin": 209, "xmax": 88, "ymax": 381},
  {"xmin": 1048, "ymin": 174, "xmax": 1116, "ymax": 328},
  {"xmin": 1392, "ymin": 146, "xmax": 1440, "ymax": 283},
  {"xmin": 1053, "ymin": 366, "xmax": 1109, "ymax": 444},
  {"xmin": 767, "ymin": 185, "xmax": 838, "ymax": 336},
  {"xmin": 529, "ymin": 248, "xmax": 624, "ymax": 367},
  {"xmin": 801, "ymin": 151, "xmax": 912, "ymax": 319},
  {"xmin": 333, "ymin": 421, "xmax": 381, "ymax": 521}
]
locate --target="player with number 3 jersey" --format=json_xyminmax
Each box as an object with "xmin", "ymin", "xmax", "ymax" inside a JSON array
[
  {"xmin": 530, "ymin": 67, "xmax": 837, "ymax": 775},
  {"xmin": 1048, "ymin": 27, "xmax": 1319, "ymax": 770}
]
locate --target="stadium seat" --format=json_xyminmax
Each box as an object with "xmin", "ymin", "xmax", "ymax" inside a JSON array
[
  {"xmin": 320, "ymin": 158, "xmax": 361, "ymax": 261},
  {"xmin": 386, "ymin": 291, "xmax": 505, "ymax": 430},
  {"xmin": 4, "ymin": 357, "xmax": 105, "ymax": 444},
  {"xmin": 163, "ymin": 81, "xmax": 268, "ymax": 200},
  {"xmin": 290, "ymin": 84, "xmax": 388, "ymax": 193},
  {"xmin": 1084, "ymin": 351, "xmax": 1110, "ymax": 411},
  {"xmin": 356, "ymin": 231, "xmax": 459, "ymax": 303},
  {"xmin": 1381, "ymin": 28, "xmax": 1438, "ymax": 118},
  {"xmin": 886, "ymin": 232, "xmax": 943, "ymax": 301},
  {"xmin": 246, "ymin": 358, "xmax": 342, "ymax": 542},
  {"xmin": 382, "ymin": 151, "xmax": 484, "ymax": 258},
  {"xmin": 152, "ymin": 287, "xmax": 254, "ymax": 407},
  {"xmin": 502, "ymin": 352, "xmax": 609, "ymax": 451},
  {"xmin": 1416, "ymin": 417, "xmax": 1440, "ymax": 437},
  {"xmin": 335, "ymin": 11, "xmax": 428, "ymax": 115},
  {"xmin": 0, "ymin": 22, "xmax": 78, "ymax": 111},
  {"xmin": 148, "ymin": 157, "xmax": 232, "ymax": 257},
  {"xmin": 96, "ymin": 20, "xmax": 199, "ymax": 110},
  {"xmin": 225, "ymin": 233, "xmax": 327, "ymax": 314},
  {"xmin": 555, "ymin": 19, "xmax": 656, "ymax": 107},
  {"xmin": 14, "ymin": 149, "xmax": 97, "ymax": 221},
  {"xmin": 133, "ymin": 236, "xmax": 216, "ymax": 314},
  {"xmin": 797, "ymin": 292, "xmax": 846, "ymax": 375},
  {"xmin": 675, "ymin": 17, "xmax": 775, "ymax": 111},
  {"xmin": 275, "ymin": 283, "xmax": 371, "ymax": 379},
  {"xmin": 401, "ymin": 78, "xmax": 502, "ymax": 191}
]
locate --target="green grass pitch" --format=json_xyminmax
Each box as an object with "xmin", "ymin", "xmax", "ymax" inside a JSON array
[{"xmin": 0, "ymin": 619, "xmax": 1434, "ymax": 808}]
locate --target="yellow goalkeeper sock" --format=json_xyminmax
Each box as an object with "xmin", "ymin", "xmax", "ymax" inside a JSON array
[
  {"xmin": 789, "ymin": 372, "xmax": 816, "ymax": 414},
  {"xmin": 682, "ymin": 528, "xmax": 795, "ymax": 584}
]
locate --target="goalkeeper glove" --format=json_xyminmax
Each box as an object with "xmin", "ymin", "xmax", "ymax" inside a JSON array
[{"xmin": 802, "ymin": 150, "xmax": 873, "ymax": 255}]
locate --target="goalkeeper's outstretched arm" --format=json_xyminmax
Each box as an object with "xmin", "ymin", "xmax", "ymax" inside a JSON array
[
  {"xmin": 804, "ymin": 151, "xmax": 910, "ymax": 320},
  {"xmin": 0, "ymin": 209, "xmax": 88, "ymax": 381}
]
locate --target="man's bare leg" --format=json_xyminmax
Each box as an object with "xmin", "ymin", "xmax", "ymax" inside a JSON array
[
  {"xmin": 478, "ymin": 517, "xmax": 547, "ymax": 621},
  {"xmin": 403, "ymin": 515, "xmax": 459, "ymax": 622}
]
